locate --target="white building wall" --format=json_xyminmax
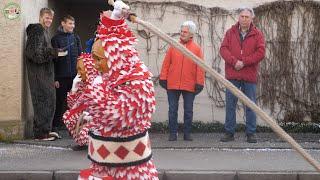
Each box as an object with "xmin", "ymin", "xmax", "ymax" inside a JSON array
[
  {"xmin": 127, "ymin": 0, "xmax": 257, "ymax": 124},
  {"xmin": 1, "ymin": 0, "xmax": 319, "ymax": 139},
  {"xmin": 125, "ymin": 0, "xmax": 320, "ymax": 125}
]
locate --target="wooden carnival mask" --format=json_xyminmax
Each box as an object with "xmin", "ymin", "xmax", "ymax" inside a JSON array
[
  {"xmin": 92, "ymin": 39, "xmax": 109, "ymax": 74},
  {"xmin": 77, "ymin": 57, "xmax": 87, "ymax": 82}
]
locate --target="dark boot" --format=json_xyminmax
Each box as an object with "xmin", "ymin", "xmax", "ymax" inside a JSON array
[
  {"xmin": 246, "ymin": 134, "xmax": 257, "ymax": 143},
  {"xmin": 220, "ymin": 133, "xmax": 234, "ymax": 142},
  {"xmin": 183, "ymin": 134, "xmax": 193, "ymax": 141},
  {"xmin": 168, "ymin": 133, "xmax": 177, "ymax": 141}
]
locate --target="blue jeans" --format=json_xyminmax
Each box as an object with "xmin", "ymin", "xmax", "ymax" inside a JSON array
[
  {"xmin": 167, "ymin": 90, "xmax": 195, "ymax": 135},
  {"xmin": 225, "ymin": 80, "xmax": 257, "ymax": 135}
]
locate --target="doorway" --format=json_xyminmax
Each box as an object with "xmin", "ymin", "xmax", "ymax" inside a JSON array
[{"xmin": 48, "ymin": 0, "xmax": 113, "ymax": 46}]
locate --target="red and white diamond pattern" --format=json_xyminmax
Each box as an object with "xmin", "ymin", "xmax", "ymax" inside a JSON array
[
  {"xmin": 97, "ymin": 145, "xmax": 110, "ymax": 160},
  {"xmin": 114, "ymin": 145, "xmax": 129, "ymax": 160},
  {"xmin": 133, "ymin": 141, "xmax": 146, "ymax": 156},
  {"xmin": 90, "ymin": 141, "xmax": 95, "ymax": 156},
  {"xmin": 89, "ymin": 133, "xmax": 151, "ymax": 164}
]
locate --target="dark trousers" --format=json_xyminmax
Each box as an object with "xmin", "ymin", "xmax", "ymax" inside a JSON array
[
  {"xmin": 167, "ymin": 90, "xmax": 196, "ymax": 135},
  {"xmin": 52, "ymin": 77, "xmax": 73, "ymax": 130}
]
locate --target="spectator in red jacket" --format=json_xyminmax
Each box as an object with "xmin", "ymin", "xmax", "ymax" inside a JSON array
[
  {"xmin": 160, "ymin": 21, "xmax": 205, "ymax": 141},
  {"xmin": 219, "ymin": 7, "xmax": 265, "ymax": 143}
]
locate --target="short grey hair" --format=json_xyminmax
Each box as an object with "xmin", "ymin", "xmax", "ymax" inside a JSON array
[
  {"xmin": 238, "ymin": 6, "xmax": 255, "ymax": 17},
  {"xmin": 181, "ymin": 21, "xmax": 197, "ymax": 35}
]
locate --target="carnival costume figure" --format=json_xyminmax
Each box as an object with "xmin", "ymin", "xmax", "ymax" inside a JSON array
[{"xmin": 79, "ymin": 1, "xmax": 158, "ymax": 179}]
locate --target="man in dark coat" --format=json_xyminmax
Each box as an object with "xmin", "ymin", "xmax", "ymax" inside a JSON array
[
  {"xmin": 51, "ymin": 15, "xmax": 82, "ymax": 132},
  {"xmin": 25, "ymin": 8, "xmax": 67, "ymax": 140}
]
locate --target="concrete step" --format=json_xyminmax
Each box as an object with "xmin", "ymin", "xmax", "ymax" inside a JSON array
[{"xmin": 0, "ymin": 171, "xmax": 319, "ymax": 180}]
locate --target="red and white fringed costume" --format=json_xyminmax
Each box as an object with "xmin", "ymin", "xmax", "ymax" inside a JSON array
[
  {"xmin": 63, "ymin": 53, "xmax": 99, "ymax": 146},
  {"xmin": 81, "ymin": 15, "xmax": 158, "ymax": 179}
]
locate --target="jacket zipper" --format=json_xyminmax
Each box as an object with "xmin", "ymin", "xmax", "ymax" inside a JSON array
[
  {"xmin": 240, "ymin": 31, "xmax": 253, "ymax": 55},
  {"xmin": 241, "ymin": 34, "xmax": 248, "ymax": 55},
  {"xmin": 240, "ymin": 34, "xmax": 244, "ymax": 55},
  {"xmin": 67, "ymin": 34, "xmax": 72, "ymax": 75},
  {"xmin": 179, "ymin": 45, "xmax": 186, "ymax": 89}
]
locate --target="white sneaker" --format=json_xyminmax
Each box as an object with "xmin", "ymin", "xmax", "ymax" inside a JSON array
[
  {"xmin": 35, "ymin": 134, "xmax": 56, "ymax": 141},
  {"xmin": 49, "ymin": 132, "xmax": 62, "ymax": 139}
]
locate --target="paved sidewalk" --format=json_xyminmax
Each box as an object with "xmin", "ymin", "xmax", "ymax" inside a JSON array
[
  {"xmin": 13, "ymin": 131, "xmax": 320, "ymax": 149},
  {"xmin": 0, "ymin": 132, "xmax": 320, "ymax": 180}
]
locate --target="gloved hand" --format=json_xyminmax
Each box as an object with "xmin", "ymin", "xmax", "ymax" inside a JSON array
[
  {"xmin": 93, "ymin": 75, "xmax": 103, "ymax": 85},
  {"xmin": 127, "ymin": 12, "xmax": 137, "ymax": 22},
  {"xmin": 110, "ymin": 0, "xmax": 130, "ymax": 20},
  {"xmin": 159, "ymin": 80, "xmax": 167, "ymax": 90},
  {"xmin": 71, "ymin": 74, "xmax": 82, "ymax": 92},
  {"xmin": 194, "ymin": 84, "xmax": 204, "ymax": 95},
  {"xmin": 82, "ymin": 111, "xmax": 93, "ymax": 122}
]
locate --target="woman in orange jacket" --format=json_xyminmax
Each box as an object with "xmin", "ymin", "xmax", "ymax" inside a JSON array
[{"xmin": 159, "ymin": 21, "xmax": 205, "ymax": 141}]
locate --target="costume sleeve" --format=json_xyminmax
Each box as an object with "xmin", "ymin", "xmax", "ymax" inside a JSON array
[
  {"xmin": 67, "ymin": 92, "xmax": 78, "ymax": 109},
  {"xmin": 242, "ymin": 31, "xmax": 266, "ymax": 66},
  {"xmin": 67, "ymin": 85, "xmax": 84, "ymax": 109},
  {"xmin": 220, "ymin": 30, "xmax": 238, "ymax": 66},
  {"xmin": 196, "ymin": 47, "xmax": 205, "ymax": 85},
  {"xmin": 159, "ymin": 47, "xmax": 172, "ymax": 80},
  {"xmin": 25, "ymin": 33, "xmax": 58, "ymax": 64}
]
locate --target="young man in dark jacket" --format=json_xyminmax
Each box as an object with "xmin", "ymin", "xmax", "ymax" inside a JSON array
[
  {"xmin": 220, "ymin": 7, "xmax": 265, "ymax": 143},
  {"xmin": 25, "ymin": 8, "xmax": 67, "ymax": 141},
  {"xmin": 51, "ymin": 15, "xmax": 82, "ymax": 133}
]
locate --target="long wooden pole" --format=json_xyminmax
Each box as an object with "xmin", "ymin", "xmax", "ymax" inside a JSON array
[{"xmin": 129, "ymin": 17, "xmax": 320, "ymax": 172}]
